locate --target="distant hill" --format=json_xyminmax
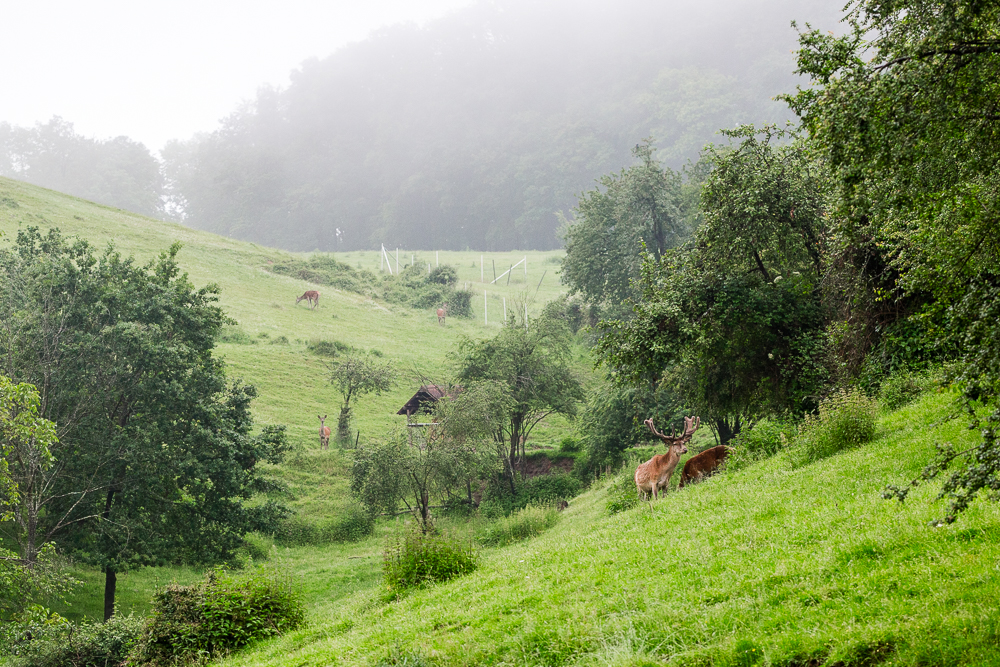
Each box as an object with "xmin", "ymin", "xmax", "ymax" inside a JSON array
[{"xmin": 163, "ymin": 0, "xmax": 842, "ymax": 252}]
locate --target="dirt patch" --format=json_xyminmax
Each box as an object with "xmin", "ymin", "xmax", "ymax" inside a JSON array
[{"xmin": 521, "ymin": 456, "xmax": 574, "ymax": 479}]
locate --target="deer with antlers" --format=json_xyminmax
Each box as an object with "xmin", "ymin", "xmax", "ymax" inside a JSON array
[
  {"xmin": 296, "ymin": 290, "xmax": 320, "ymax": 310},
  {"xmin": 318, "ymin": 414, "xmax": 331, "ymax": 450},
  {"xmin": 634, "ymin": 416, "xmax": 701, "ymax": 502}
]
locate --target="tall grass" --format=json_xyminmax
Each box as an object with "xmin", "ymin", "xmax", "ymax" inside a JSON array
[
  {"xmin": 476, "ymin": 504, "xmax": 560, "ymax": 547},
  {"xmin": 789, "ymin": 387, "xmax": 878, "ymax": 466}
]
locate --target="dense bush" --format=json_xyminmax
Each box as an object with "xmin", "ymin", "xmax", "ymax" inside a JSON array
[
  {"xmin": 307, "ymin": 338, "xmax": 355, "ymax": 357},
  {"xmin": 448, "ymin": 290, "xmax": 473, "ymax": 318},
  {"xmin": 428, "ymin": 265, "xmax": 458, "ymax": 286},
  {"xmin": 269, "ymin": 256, "xmax": 380, "ymax": 296},
  {"xmin": 129, "ymin": 567, "xmax": 304, "ymax": 666},
  {"xmin": 478, "ymin": 473, "xmax": 582, "ymax": 518},
  {"xmin": 7, "ymin": 613, "xmax": 144, "ymax": 667},
  {"xmin": 383, "ymin": 529, "xmax": 477, "ymax": 592},
  {"xmin": 271, "ymin": 505, "xmax": 374, "ymax": 546},
  {"xmin": 878, "ymin": 369, "xmax": 931, "ymax": 411},
  {"xmin": 727, "ymin": 418, "xmax": 796, "ymax": 471},
  {"xmin": 477, "ymin": 504, "xmax": 559, "ymax": 547},
  {"xmin": 605, "ymin": 457, "xmax": 643, "ymax": 515},
  {"xmin": 789, "ymin": 388, "xmax": 878, "ymax": 467}
]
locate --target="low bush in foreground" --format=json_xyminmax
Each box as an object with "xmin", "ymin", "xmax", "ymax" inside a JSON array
[
  {"xmin": 605, "ymin": 456, "xmax": 644, "ymax": 515},
  {"xmin": 878, "ymin": 368, "xmax": 933, "ymax": 410},
  {"xmin": 383, "ymin": 529, "xmax": 477, "ymax": 592},
  {"xmin": 128, "ymin": 566, "xmax": 304, "ymax": 666},
  {"xmin": 789, "ymin": 387, "xmax": 878, "ymax": 467},
  {"xmin": 477, "ymin": 504, "xmax": 560, "ymax": 547},
  {"xmin": 6, "ymin": 612, "xmax": 143, "ymax": 667}
]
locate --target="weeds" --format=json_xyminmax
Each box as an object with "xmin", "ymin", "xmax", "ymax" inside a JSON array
[
  {"xmin": 789, "ymin": 388, "xmax": 878, "ymax": 466},
  {"xmin": 477, "ymin": 504, "xmax": 560, "ymax": 547},
  {"xmin": 383, "ymin": 528, "xmax": 477, "ymax": 592}
]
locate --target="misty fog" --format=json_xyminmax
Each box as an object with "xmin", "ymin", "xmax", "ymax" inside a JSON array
[{"xmin": 0, "ymin": 0, "xmax": 841, "ymax": 252}]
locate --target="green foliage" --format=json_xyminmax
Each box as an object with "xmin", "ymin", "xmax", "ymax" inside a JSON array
[
  {"xmin": 0, "ymin": 227, "xmax": 291, "ymax": 615},
  {"xmin": 269, "ymin": 255, "xmax": 379, "ymax": 297},
  {"xmin": 477, "ymin": 504, "xmax": 559, "ymax": 547},
  {"xmin": 328, "ymin": 354, "xmax": 396, "ymax": 439},
  {"xmin": 727, "ymin": 418, "xmax": 795, "ymax": 472},
  {"xmin": 307, "ymin": 338, "xmax": 354, "ymax": 357},
  {"xmin": 128, "ymin": 567, "xmax": 305, "ymax": 667},
  {"xmin": 5, "ymin": 612, "xmax": 144, "ymax": 667},
  {"xmin": 789, "ymin": 389, "xmax": 878, "ymax": 467},
  {"xmin": 480, "ymin": 473, "xmax": 582, "ymax": 518},
  {"xmin": 272, "ymin": 505, "xmax": 374, "ymax": 546},
  {"xmin": 219, "ymin": 325, "xmax": 258, "ymax": 345},
  {"xmin": 427, "ymin": 265, "xmax": 458, "ymax": 287},
  {"xmin": 562, "ymin": 141, "xmax": 701, "ymax": 307},
  {"xmin": 878, "ymin": 370, "xmax": 932, "ymax": 411},
  {"xmin": 448, "ymin": 289, "xmax": 473, "ymax": 318},
  {"xmin": 558, "ymin": 436, "xmax": 581, "ymax": 453},
  {"xmin": 596, "ymin": 128, "xmax": 829, "ymax": 424},
  {"xmin": 382, "ymin": 529, "xmax": 476, "ymax": 592},
  {"xmin": 604, "ymin": 458, "xmax": 643, "ymax": 515},
  {"xmin": 455, "ymin": 313, "xmax": 584, "ymax": 493}
]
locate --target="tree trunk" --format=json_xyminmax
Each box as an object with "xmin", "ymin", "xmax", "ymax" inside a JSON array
[
  {"xmin": 714, "ymin": 416, "xmax": 742, "ymax": 445},
  {"xmin": 337, "ymin": 405, "xmax": 351, "ymax": 440},
  {"xmin": 103, "ymin": 567, "xmax": 116, "ymax": 621}
]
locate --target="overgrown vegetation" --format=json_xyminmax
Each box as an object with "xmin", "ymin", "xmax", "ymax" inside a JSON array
[
  {"xmin": 129, "ymin": 567, "xmax": 304, "ymax": 666},
  {"xmin": 382, "ymin": 529, "xmax": 476, "ymax": 593},
  {"xmin": 727, "ymin": 418, "xmax": 795, "ymax": 472},
  {"xmin": 789, "ymin": 388, "xmax": 878, "ymax": 467},
  {"xmin": 476, "ymin": 504, "xmax": 560, "ymax": 547},
  {"xmin": 5, "ymin": 612, "xmax": 144, "ymax": 667}
]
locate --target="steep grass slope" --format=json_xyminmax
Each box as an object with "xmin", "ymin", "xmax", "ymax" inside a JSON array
[{"xmin": 223, "ymin": 389, "xmax": 1000, "ymax": 667}]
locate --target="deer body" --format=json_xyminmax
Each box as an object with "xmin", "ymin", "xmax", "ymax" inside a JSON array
[
  {"xmin": 678, "ymin": 445, "xmax": 730, "ymax": 488},
  {"xmin": 437, "ymin": 303, "xmax": 448, "ymax": 324},
  {"xmin": 636, "ymin": 416, "xmax": 701, "ymax": 501},
  {"xmin": 318, "ymin": 414, "xmax": 331, "ymax": 450},
  {"xmin": 297, "ymin": 290, "xmax": 320, "ymax": 309}
]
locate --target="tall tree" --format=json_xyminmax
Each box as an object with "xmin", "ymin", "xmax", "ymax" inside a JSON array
[
  {"xmin": 328, "ymin": 355, "xmax": 396, "ymax": 440},
  {"xmin": 454, "ymin": 311, "xmax": 583, "ymax": 493},
  {"xmin": 0, "ymin": 228, "xmax": 288, "ymax": 619},
  {"xmin": 785, "ymin": 0, "xmax": 1000, "ymax": 519}
]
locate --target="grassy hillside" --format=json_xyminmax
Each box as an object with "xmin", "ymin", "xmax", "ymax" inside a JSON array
[{"xmin": 212, "ymin": 389, "xmax": 1000, "ymax": 667}]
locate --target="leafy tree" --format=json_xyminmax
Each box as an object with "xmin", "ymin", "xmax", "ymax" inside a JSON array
[
  {"xmin": 454, "ymin": 311, "xmax": 583, "ymax": 493},
  {"xmin": 351, "ymin": 383, "xmax": 503, "ymax": 532},
  {"xmin": 561, "ymin": 140, "xmax": 695, "ymax": 309},
  {"xmin": 0, "ymin": 228, "xmax": 289, "ymax": 619},
  {"xmin": 328, "ymin": 355, "xmax": 396, "ymax": 440},
  {"xmin": 786, "ymin": 0, "xmax": 1000, "ymax": 520},
  {"xmin": 596, "ymin": 128, "xmax": 828, "ymax": 440}
]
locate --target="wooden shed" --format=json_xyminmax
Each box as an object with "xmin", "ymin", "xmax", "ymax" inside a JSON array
[{"xmin": 397, "ymin": 384, "xmax": 458, "ymax": 426}]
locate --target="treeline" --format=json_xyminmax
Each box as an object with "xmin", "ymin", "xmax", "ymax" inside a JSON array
[
  {"xmin": 566, "ymin": 0, "xmax": 1000, "ymax": 521},
  {"xmin": 1, "ymin": 0, "xmax": 838, "ymax": 251}
]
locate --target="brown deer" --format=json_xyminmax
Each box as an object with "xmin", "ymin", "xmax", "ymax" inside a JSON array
[
  {"xmin": 437, "ymin": 302, "xmax": 448, "ymax": 325},
  {"xmin": 678, "ymin": 445, "xmax": 730, "ymax": 488},
  {"xmin": 296, "ymin": 290, "xmax": 320, "ymax": 309},
  {"xmin": 318, "ymin": 414, "xmax": 331, "ymax": 450},
  {"xmin": 634, "ymin": 416, "xmax": 701, "ymax": 501}
]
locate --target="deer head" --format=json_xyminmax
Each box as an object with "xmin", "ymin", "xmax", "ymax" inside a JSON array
[{"xmin": 644, "ymin": 416, "xmax": 700, "ymax": 452}]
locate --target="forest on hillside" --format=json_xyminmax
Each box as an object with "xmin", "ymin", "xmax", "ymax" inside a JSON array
[{"xmin": 0, "ymin": 0, "xmax": 840, "ymax": 251}]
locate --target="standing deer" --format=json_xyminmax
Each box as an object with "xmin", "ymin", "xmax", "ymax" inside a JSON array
[
  {"xmin": 296, "ymin": 290, "xmax": 320, "ymax": 309},
  {"xmin": 437, "ymin": 302, "xmax": 448, "ymax": 325},
  {"xmin": 678, "ymin": 445, "xmax": 730, "ymax": 488},
  {"xmin": 318, "ymin": 414, "xmax": 331, "ymax": 451},
  {"xmin": 635, "ymin": 416, "xmax": 701, "ymax": 502}
]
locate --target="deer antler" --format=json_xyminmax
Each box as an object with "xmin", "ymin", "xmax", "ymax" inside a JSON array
[{"xmin": 645, "ymin": 416, "xmax": 701, "ymax": 447}]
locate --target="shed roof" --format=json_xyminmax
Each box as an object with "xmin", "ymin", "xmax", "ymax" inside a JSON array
[{"xmin": 396, "ymin": 384, "xmax": 456, "ymax": 416}]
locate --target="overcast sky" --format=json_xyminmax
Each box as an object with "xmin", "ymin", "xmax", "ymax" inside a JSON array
[{"xmin": 2, "ymin": 0, "xmax": 473, "ymax": 152}]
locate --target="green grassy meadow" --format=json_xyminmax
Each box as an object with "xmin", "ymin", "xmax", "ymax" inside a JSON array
[{"xmin": 5, "ymin": 178, "xmax": 1000, "ymax": 665}]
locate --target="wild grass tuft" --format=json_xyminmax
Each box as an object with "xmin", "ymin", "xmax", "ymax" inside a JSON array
[
  {"xmin": 477, "ymin": 504, "xmax": 559, "ymax": 547},
  {"xmin": 382, "ymin": 528, "xmax": 476, "ymax": 592},
  {"xmin": 728, "ymin": 418, "xmax": 796, "ymax": 471},
  {"xmin": 789, "ymin": 387, "xmax": 878, "ymax": 466}
]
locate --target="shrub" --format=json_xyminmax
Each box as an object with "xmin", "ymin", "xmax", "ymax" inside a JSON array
[
  {"xmin": 269, "ymin": 335, "xmax": 290, "ymax": 345},
  {"xmin": 307, "ymin": 339, "xmax": 354, "ymax": 357},
  {"xmin": 605, "ymin": 457, "xmax": 643, "ymax": 515},
  {"xmin": 727, "ymin": 418, "xmax": 796, "ymax": 471},
  {"xmin": 789, "ymin": 388, "xmax": 878, "ymax": 467},
  {"xmin": 8, "ymin": 612, "xmax": 144, "ymax": 667},
  {"xmin": 324, "ymin": 504, "xmax": 376, "ymax": 542},
  {"xmin": 128, "ymin": 566, "xmax": 304, "ymax": 667},
  {"xmin": 878, "ymin": 369, "xmax": 930, "ymax": 411},
  {"xmin": 218, "ymin": 326, "xmax": 257, "ymax": 345},
  {"xmin": 449, "ymin": 290, "xmax": 473, "ymax": 318},
  {"xmin": 477, "ymin": 504, "xmax": 559, "ymax": 547},
  {"xmin": 478, "ymin": 473, "xmax": 582, "ymax": 518},
  {"xmin": 428, "ymin": 264, "xmax": 458, "ymax": 286},
  {"xmin": 383, "ymin": 529, "xmax": 477, "ymax": 592},
  {"xmin": 558, "ymin": 436, "xmax": 581, "ymax": 452}
]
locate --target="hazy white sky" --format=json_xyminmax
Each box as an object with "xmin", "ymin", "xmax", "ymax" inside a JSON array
[{"xmin": 2, "ymin": 0, "xmax": 473, "ymax": 151}]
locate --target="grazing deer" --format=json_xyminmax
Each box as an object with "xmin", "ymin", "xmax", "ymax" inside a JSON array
[
  {"xmin": 296, "ymin": 290, "xmax": 320, "ymax": 310},
  {"xmin": 678, "ymin": 445, "xmax": 730, "ymax": 488},
  {"xmin": 318, "ymin": 414, "xmax": 331, "ymax": 450},
  {"xmin": 635, "ymin": 416, "xmax": 701, "ymax": 501},
  {"xmin": 437, "ymin": 302, "xmax": 448, "ymax": 325}
]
